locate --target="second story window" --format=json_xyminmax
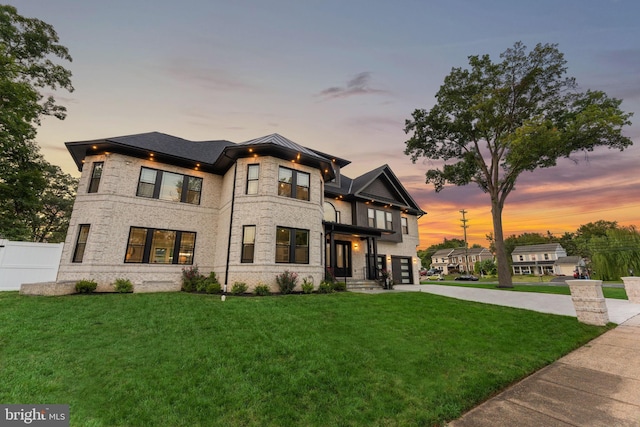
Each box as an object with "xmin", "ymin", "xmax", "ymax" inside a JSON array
[
  {"xmin": 246, "ymin": 164, "xmax": 259, "ymax": 195},
  {"xmin": 368, "ymin": 208, "xmax": 393, "ymax": 231},
  {"xmin": 278, "ymin": 167, "xmax": 310, "ymax": 201},
  {"xmin": 401, "ymin": 217, "xmax": 408, "ymax": 234},
  {"xmin": 88, "ymin": 162, "xmax": 103, "ymax": 193},
  {"xmin": 136, "ymin": 167, "xmax": 203, "ymax": 205}
]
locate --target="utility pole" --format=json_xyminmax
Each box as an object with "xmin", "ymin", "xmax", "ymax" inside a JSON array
[{"xmin": 459, "ymin": 209, "xmax": 469, "ymax": 272}]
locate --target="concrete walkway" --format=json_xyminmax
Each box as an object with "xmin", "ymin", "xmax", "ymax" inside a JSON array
[
  {"xmin": 394, "ymin": 284, "xmax": 640, "ymax": 324},
  {"xmin": 390, "ymin": 284, "xmax": 640, "ymax": 426}
]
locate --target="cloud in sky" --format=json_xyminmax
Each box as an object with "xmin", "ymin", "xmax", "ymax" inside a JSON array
[
  {"xmin": 318, "ymin": 72, "xmax": 389, "ymax": 99},
  {"xmin": 164, "ymin": 59, "xmax": 258, "ymax": 92}
]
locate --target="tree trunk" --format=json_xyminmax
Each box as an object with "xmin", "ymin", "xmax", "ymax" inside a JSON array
[{"xmin": 491, "ymin": 197, "xmax": 513, "ymax": 288}]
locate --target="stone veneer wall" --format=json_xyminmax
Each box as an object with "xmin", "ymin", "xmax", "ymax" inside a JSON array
[
  {"xmin": 223, "ymin": 158, "xmax": 325, "ymax": 291},
  {"xmin": 57, "ymin": 153, "xmax": 222, "ymax": 288},
  {"xmin": 57, "ymin": 152, "xmax": 422, "ymax": 292}
]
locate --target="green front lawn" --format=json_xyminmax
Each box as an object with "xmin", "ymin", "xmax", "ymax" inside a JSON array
[
  {"xmin": 422, "ymin": 281, "xmax": 628, "ymax": 299},
  {"xmin": 0, "ymin": 291, "xmax": 610, "ymax": 426}
]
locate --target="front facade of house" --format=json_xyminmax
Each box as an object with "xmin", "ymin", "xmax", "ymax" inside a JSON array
[
  {"xmin": 511, "ymin": 244, "xmax": 567, "ymax": 275},
  {"xmin": 431, "ymin": 247, "xmax": 493, "ymax": 273},
  {"xmin": 57, "ymin": 132, "xmax": 425, "ymax": 292}
]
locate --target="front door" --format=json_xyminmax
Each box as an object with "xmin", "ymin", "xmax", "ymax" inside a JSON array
[{"xmin": 333, "ymin": 241, "xmax": 352, "ymax": 278}]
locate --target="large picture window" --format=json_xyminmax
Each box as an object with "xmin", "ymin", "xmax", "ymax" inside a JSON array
[
  {"xmin": 278, "ymin": 167, "xmax": 310, "ymax": 201},
  {"xmin": 125, "ymin": 226, "xmax": 196, "ymax": 264},
  {"xmin": 88, "ymin": 162, "xmax": 103, "ymax": 193},
  {"xmin": 276, "ymin": 227, "xmax": 309, "ymax": 264},
  {"xmin": 241, "ymin": 225, "xmax": 256, "ymax": 263},
  {"xmin": 136, "ymin": 167, "xmax": 202, "ymax": 205},
  {"xmin": 72, "ymin": 224, "xmax": 90, "ymax": 263}
]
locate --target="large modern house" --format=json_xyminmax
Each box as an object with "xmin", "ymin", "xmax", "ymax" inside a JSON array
[{"xmin": 55, "ymin": 132, "xmax": 425, "ymax": 292}]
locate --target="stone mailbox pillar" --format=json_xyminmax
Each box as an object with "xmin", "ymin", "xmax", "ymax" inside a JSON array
[
  {"xmin": 566, "ymin": 280, "xmax": 609, "ymax": 326},
  {"xmin": 621, "ymin": 277, "xmax": 640, "ymax": 304}
]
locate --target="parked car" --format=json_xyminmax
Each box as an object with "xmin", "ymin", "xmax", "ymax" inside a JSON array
[
  {"xmin": 426, "ymin": 273, "xmax": 444, "ymax": 281},
  {"xmin": 455, "ymin": 274, "xmax": 478, "ymax": 281},
  {"xmin": 419, "ymin": 268, "xmax": 427, "ymax": 277}
]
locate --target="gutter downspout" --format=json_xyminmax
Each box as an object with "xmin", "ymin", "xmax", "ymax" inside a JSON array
[{"xmin": 224, "ymin": 163, "xmax": 238, "ymax": 292}]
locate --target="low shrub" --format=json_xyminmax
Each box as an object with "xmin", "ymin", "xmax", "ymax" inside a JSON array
[
  {"xmin": 202, "ymin": 271, "xmax": 220, "ymax": 294},
  {"xmin": 205, "ymin": 282, "xmax": 222, "ymax": 294},
  {"xmin": 317, "ymin": 281, "xmax": 334, "ymax": 294},
  {"xmin": 231, "ymin": 282, "xmax": 248, "ymax": 295},
  {"xmin": 333, "ymin": 281, "xmax": 347, "ymax": 292},
  {"xmin": 254, "ymin": 284, "xmax": 271, "ymax": 296},
  {"xmin": 276, "ymin": 270, "xmax": 298, "ymax": 294},
  {"xmin": 75, "ymin": 279, "xmax": 97, "ymax": 294},
  {"xmin": 113, "ymin": 278, "xmax": 133, "ymax": 293},
  {"xmin": 301, "ymin": 276, "xmax": 314, "ymax": 294},
  {"xmin": 181, "ymin": 265, "xmax": 205, "ymax": 292}
]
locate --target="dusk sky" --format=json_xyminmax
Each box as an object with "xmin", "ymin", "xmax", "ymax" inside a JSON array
[{"xmin": 13, "ymin": 0, "xmax": 640, "ymax": 248}]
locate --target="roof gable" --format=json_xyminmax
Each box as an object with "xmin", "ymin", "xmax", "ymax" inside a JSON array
[{"xmin": 351, "ymin": 165, "xmax": 425, "ymax": 214}]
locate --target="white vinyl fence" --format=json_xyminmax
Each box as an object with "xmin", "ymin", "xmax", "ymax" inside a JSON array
[{"xmin": 0, "ymin": 240, "xmax": 64, "ymax": 291}]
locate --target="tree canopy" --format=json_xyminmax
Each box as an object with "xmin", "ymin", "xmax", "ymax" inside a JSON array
[
  {"xmin": 405, "ymin": 42, "xmax": 633, "ymax": 287},
  {"xmin": 0, "ymin": 5, "xmax": 75, "ymax": 241}
]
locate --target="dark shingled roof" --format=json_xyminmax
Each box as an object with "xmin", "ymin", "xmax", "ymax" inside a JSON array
[{"xmin": 107, "ymin": 132, "xmax": 235, "ymax": 164}]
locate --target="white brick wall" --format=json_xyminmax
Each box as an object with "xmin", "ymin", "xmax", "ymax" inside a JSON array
[
  {"xmin": 58, "ymin": 153, "xmax": 221, "ymax": 287},
  {"xmin": 57, "ymin": 152, "xmax": 422, "ymax": 290}
]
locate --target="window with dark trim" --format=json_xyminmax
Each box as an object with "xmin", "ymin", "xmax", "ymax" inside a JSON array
[
  {"xmin": 278, "ymin": 167, "xmax": 310, "ymax": 201},
  {"xmin": 241, "ymin": 225, "xmax": 256, "ymax": 263},
  {"xmin": 125, "ymin": 226, "xmax": 196, "ymax": 264},
  {"xmin": 72, "ymin": 224, "xmax": 90, "ymax": 262},
  {"xmin": 276, "ymin": 227, "xmax": 309, "ymax": 264},
  {"xmin": 136, "ymin": 167, "xmax": 203, "ymax": 205},
  {"xmin": 246, "ymin": 164, "xmax": 259, "ymax": 195},
  {"xmin": 88, "ymin": 162, "xmax": 103, "ymax": 193},
  {"xmin": 367, "ymin": 208, "xmax": 393, "ymax": 230},
  {"xmin": 401, "ymin": 217, "xmax": 408, "ymax": 234}
]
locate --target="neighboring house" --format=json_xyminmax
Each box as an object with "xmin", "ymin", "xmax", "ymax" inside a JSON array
[
  {"xmin": 55, "ymin": 132, "xmax": 425, "ymax": 292},
  {"xmin": 511, "ymin": 243, "xmax": 567, "ymax": 275},
  {"xmin": 555, "ymin": 256, "xmax": 587, "ymax": 277},
  {"xmin": 431, "ymin": 247, "xmax": 493, "ymax": 273}
]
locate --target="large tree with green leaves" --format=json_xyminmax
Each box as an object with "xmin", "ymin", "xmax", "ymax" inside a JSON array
[
  {"xmin": 404, "ymin": 42, "xmax": 633, "ymax": 287},
  {"xmin": 589, "ymin": 226, "xmax": 640, "ymax": 280},
  {"xmin": 0, "ymin": 5, "xmax": 74, "ymax": 241}
]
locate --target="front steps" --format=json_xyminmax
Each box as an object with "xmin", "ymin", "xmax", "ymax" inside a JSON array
[{"xmin": 345, "ymin": 280, "xmax": 385, "ymax": 291}]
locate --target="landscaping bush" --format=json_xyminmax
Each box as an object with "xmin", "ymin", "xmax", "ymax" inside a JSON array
[
  {"xmin": 276, "ymin": 270, "xmax": 298, "ymax": 294},
  {"xmin": 181, "ymin": 265, "xmax": 205, "ymax": 292},
  {"xmin": 201, "ymin": 271, "xmax": 221, "ymax": 293},
  {"xmin": 333, "ymin": 281, "xmax": 347, "ymax": 292},
  {"xmin": 301, "ymin": 276, "xmax": 314, "ymax": 294},
  {"xmin": 231, "ymin": 282, "xmax": 248, "ymax": 295},
  {"xmin": 75, "ymin": 279, "xmax": 97, "ymax": 294},
  {"xmin": 113, "ymin": 278, "xmax": 133, "ymax": 293},
  {"xmin": 317, "ymin": 281, "xmax": 334, "ymax": 294},
  {"xmin": 254, "ymin": 284, "xmax": 271, "ymax": 296},
  {"xmin": 205, "ymin": 282, "xmax": 222, "ymax": 294}
]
